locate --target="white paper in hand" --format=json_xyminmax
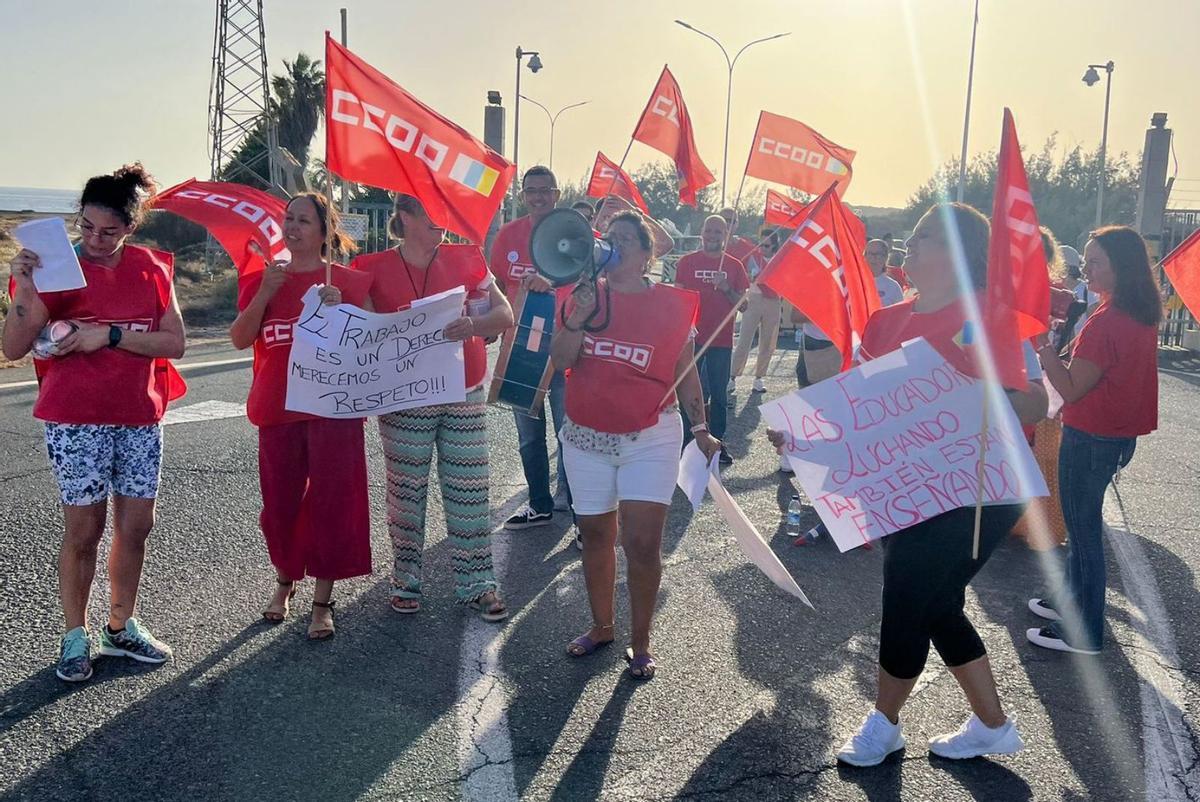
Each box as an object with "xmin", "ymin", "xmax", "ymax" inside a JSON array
[
  {"xmin": 707, "ymin": 472, "xmax": 814, "ymax": 609},
  {"xmin": 14, "ymin": 218, "xmax": 86, "ymax": 293},
  {"xmin": 676, "ymin": 440, "xmax": 718, "ymax": 512}
]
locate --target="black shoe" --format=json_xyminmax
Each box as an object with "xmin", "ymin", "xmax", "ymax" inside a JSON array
[
  {"xmin": 504, "ymin": 503, "xmax": 554, "ymax": 530},
  {"xmin": 718, "ymin": 447, "xmax": 733, "ymax": 467}
]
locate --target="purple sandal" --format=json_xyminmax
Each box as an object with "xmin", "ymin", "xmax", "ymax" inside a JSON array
[
  {"xmin": 625, "ymin": 647, "xmax": 657, "ymax": 680},
  {"xmin": 566, "ymin": 634, "xmax": 613, "ymax": 657}
]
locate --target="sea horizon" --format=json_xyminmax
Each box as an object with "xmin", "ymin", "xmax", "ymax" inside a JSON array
[{"xmin": 0, "ymin": 186, "xmax": 78, "ymax": 214}]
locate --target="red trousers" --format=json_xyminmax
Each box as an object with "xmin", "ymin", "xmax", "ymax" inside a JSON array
[{"xmin": 257, "ymin": 418, "xmax": 371, "ymax": 581}]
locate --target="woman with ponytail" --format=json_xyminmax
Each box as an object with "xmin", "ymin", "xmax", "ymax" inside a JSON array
[
  {"xmin": 229, "ymin": 192, "xmax": 373, "ymax": 640},
  {"xmin": 4, "ymin": 163, "xmax": 186, "ymax": 682}
]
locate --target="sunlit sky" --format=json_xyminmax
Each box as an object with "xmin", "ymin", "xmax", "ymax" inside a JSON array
[{"xmin": 2, "ymin": 0, "xmax": 1198, "ymax": 209}]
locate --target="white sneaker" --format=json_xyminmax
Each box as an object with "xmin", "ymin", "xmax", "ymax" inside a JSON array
[
  {"xmin": 779, "ymin": 454, "xmax": 794, "ymax": 474},
  {"xmin": 752, "ymin": 377, "xmax": 766, "ymax": 393},
  {"xmin": 1026, "ymin": 626, "xmax": 1100, "ymax": 655},
  {"xmin": 572, "ymin": 525, "xmax": 583, "ymax": 551},
  {"xmin": 1027, "ymin": 598, "xmax": 1061, "ymax": 621},
  {"xmin": 836, "ymin": 709, "xmax": 905, "ymax": 767},
  {"xmin": 928, "ymin": 714, "xmax": 1024, "ymax": 760}
]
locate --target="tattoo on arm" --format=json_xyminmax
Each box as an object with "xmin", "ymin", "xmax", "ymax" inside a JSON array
[
  {"xmin": 685, "ymin": 397, "xmax": 705, "ymax": 423},
  {"xmin": 14, "ymin": 304, "xmax": 26, "ymax": 318}
]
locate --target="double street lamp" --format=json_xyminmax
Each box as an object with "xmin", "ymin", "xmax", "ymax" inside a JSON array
[
  {"xmin": 518, "ymin": 96, "xmax": 589, "ymax": 171},
  {"xmin": 675, "ymin": 20, "xmax": 790, "ymax": 206},
  {"xmin": 1083, "ymin": 60, "xmax": 1115, "ymax": 229}
]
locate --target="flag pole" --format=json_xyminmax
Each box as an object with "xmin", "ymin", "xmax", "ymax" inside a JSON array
[{"xmin": 325, "ymin": 167, "xmax": 335, "ymax": 286}]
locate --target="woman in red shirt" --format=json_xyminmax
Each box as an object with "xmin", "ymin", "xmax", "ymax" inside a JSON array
[
  {"xmin": 551, "ymin": 210, "xmax": 721, "ymax": 680},
  {"xmin": 773, "ymin": 203, "xmax": 1048, "ymax": 764},
  {"xmin": 230, "ymin": 192, "xmax": 372, "ymax": 640},
  {"xmin": 350, "ymin": 195, "xmax": 513, "ymax": 621},
  {"xmin": 1027, "ymin": 226, "xmax": 1161, "ymax": 655},
  {"xmin": 3, "ymin": 164, "xmax": 185, "ymax": 682}
]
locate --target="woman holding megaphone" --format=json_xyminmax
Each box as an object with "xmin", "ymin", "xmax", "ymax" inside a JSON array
[{"xmin": 550, "ymin": 210, "xmax": 719, "ymax": 680}]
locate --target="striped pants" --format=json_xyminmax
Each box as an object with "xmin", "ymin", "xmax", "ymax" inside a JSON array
[{"xmin": 378, "ymin": 388, "xmax": 497, "ymax": 603}]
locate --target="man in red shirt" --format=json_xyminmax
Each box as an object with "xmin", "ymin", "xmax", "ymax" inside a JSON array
[
  {"xmin": 488, "ymin": 166, "xmax": 571, "ymax": 529},
  {"xmin": 673, "ymin": 214, "xmax": 749, "ymax": 465}
]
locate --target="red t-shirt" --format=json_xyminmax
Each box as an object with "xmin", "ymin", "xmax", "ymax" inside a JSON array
[
  {"xmin": 238, "ymin": 265, "xmax": 372, "ymax": 427},
  {"xmin": 562, "ymin": 281, "xmax": 699, "ymax": 434},
  {"xmin": 350, "ymin": 245, "xmax": 491, "ymax": 390},
  {"xmin": 860, "ymin": 296, "xmax": 1032, "ymax": 390},
  {"xmin": 1062, "ymin": 302, "xmax": 1158, "ymax": 437},
  {"xmin": 673, "ymin": 250, "xmax": 749, "ymax": 348},
  {"xmin": 488, "ymin": 216, "xmax": 536, "ymax": 302},
  {"xmin": 34, "ymin": 245, "xmax": 175, "ymax": 426}
]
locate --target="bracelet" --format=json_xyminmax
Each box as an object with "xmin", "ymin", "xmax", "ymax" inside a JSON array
[{"xmin": 690, "ymin": 423, "xmax": 709, "ymax": 434}]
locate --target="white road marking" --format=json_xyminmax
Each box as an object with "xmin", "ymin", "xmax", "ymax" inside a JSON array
[
  {"xmin": 1107, "ymin": 487, "xmax": 1200, "ymax": 801},
  {"xmin": 0, "ymin": 354, "xmax": 252, "ymax": 391},
  {"xmin": 161, "ymin": 400, "xmax": 246, "ymax": 426},
  {"xmin": 457, "ymin": 491, "xmax": 526, "ymax": 802}
]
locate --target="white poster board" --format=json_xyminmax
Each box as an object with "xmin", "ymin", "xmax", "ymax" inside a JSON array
[
  {"xmin": 759, "ymin": 337, "xmax": 1047, "ymax": 552},
  {"xmin": 284, "ymin": 286, "xmax": 467, "ymax": 418}
]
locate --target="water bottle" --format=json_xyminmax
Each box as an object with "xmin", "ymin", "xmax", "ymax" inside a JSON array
[{"xmin": 786, "ymin": 495, "xmax": 803, "ymax": 539}]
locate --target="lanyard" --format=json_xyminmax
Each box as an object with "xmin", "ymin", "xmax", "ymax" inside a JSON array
[{"xmin": 398, "ymin": 248, "xmax": 433, "ymax": 300}]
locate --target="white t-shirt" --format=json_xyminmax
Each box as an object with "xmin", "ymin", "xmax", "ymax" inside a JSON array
[{"xmin": 875, "ymin": 273, "xmax": 904, "ymax": 307}]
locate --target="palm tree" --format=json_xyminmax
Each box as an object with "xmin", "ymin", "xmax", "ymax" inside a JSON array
[{"xmin": 271, "ymin": 53, "xmax": 325, "ymax": 167}]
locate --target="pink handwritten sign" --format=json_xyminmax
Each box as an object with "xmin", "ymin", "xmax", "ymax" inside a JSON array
[{"xmin": 760, "ymin": 337, "xmax": 1047, "ymax": 552}]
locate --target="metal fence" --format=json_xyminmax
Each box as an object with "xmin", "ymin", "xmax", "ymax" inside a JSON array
[
  {"xmin": 345, "ymin": 202, "xmax": 394, "ymax": 254},
  {"xmin": 1160, "ymin": 209, "xmax": 1199, "ymax": 347}
]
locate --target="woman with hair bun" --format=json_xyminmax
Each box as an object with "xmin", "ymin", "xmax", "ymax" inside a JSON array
[
  {"xmin": 230, "ymin": 191, "xmax": 372, "ymax": 640},
  {"xmin": 350, "ymin": 193, "xmax": 513, "ymax": 621},
  {"xmin": 3, "ymin": 163, "xmax": 186, "ymax": 682}
]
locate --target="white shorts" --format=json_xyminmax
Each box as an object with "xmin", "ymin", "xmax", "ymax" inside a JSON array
[{"xmin": 561, "ymin": 411, "xmax": 683, "ymax": 515}]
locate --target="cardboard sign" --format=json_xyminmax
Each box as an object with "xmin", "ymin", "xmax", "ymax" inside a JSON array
[
  {"xmin": 759, "ymin": 337, "xmax": 1048, "ymax": 552},
  {"xmin": 285, "ymin": 286, "xmax": 467, "ymax": 418}
]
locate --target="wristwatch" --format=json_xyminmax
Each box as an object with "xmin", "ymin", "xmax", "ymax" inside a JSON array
[{"xmin": 107, "ymin": 325, "xmax": 123, "ymax": 348}]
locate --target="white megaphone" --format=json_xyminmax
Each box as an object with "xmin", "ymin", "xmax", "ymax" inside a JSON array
[{"xmin": 529, "ymin": 209, "xmax": 621, "ymax": 287}]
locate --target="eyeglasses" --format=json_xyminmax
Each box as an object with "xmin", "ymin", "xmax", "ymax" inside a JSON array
[
  {"xmin": 521, "ymin": 187, "xmax": 558, "ymax": 196},
  {"xmin": 607, "ymin": 233, "xmax": 641, "ymax": 245},
  {"xmin": 76, "ymin": 217, "xmax": 123, "ymax": 239}
]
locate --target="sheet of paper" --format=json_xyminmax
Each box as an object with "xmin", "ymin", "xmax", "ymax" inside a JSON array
[
  {"xmin": 676, "ymin": 440, "xmax": 718, "ymax": 512},
  {"xmin": 411, "ymin": 284, "xmax": 467, "ymax": 308},
  {"xmin": 13, "ymin": 218, "xmax": 86, "ymax": 293},
  {"xmin": 707, "ymin": 472, "xmax": 814, "ymax": 609}
]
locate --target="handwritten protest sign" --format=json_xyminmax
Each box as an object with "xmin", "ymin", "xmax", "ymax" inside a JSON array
[
  {"xmin": 759, "ymin": 337, "xmax": 1047, "ymax": 552},
  {"xmin": 285, "ymin": 286, "xmax": 467, "ymax": 418}
]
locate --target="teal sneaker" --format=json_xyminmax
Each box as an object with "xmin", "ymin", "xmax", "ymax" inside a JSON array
[
  {"xmin": 98, "ymin": 618, "xmax": 172, "ymax": 664},
  {"xmin": 56, "ymin": 626, "xmax": 93, "ymax": 682}
]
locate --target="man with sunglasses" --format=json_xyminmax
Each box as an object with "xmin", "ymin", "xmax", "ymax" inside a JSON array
[{"xmin": 488, "ymin": 166, "xmax": 573, "ymax": 529}]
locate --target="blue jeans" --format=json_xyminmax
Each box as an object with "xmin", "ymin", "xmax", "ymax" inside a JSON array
[
  {"xmin": 513, "ymin": 370, "xmax": 569, "ymax": 514},
  {"xmin": 1053, "ymin": 425, "xmax": 1137, "ymax": 650},
  {"xmin": 682, "ymin": 346, "xmax": 731, "ymax": 442}
]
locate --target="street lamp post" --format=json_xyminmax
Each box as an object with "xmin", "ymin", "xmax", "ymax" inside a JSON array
[
  {"xmin": 512, "ymin": 46, "xmax": 543, "ymax": 215},
  {"xmin": 675, "ymin": 21, "xmax": 789, "ymax": 206},
  {"xmin": 518, "ymin": 96, "xmax": 589, "ymax": 171},
  {"xmin": 956, "ymin": 0, "xmax": 980, "ymax": 202},
  {"xmin": 1083, "ymin": 60, "xmax": 1115, "ymax": 228}
]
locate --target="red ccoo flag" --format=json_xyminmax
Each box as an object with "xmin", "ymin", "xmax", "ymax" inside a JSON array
[
  {"xmin": 764, "ymin": 189, "xmax": 806, "ymax": 227},
  {"xmin": 150, "ymin": 179, "xmax": 290, "ymax": 277},
  {"xmin": 983, "ymin": 108, "xmax": 1051, "ymax": 390},
  {"xmin": 586, "ymin": 151, "xmax": 649, "ymax": 213},
  {"xmin": 758, "ymin": 184, "xmax": 880, "ymax": 371},
  {"xmin": 324, "ymin": 35, "xmax": 514, "ymax": 244},
  {"xmin": 631, "ymin": 66, "xmax": 715, "ymax": 206},
  {"xmin": 1162, "ymin": 227, "xmax": 1200, "ymax": 320},
  {"xmin": 746, "ymin": 111, "xmax": 856, "ymax": 197}
]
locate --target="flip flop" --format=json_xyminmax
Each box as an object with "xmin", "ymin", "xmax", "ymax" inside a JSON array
[
  {"xmin": 625, "ymin": 647, "xmax": 656, "ymax": 680},
  {"xmin": 468, "ymin": 593, "xmax": 508, "ymax": 622},
  {"xmin": 566, "ymin": 635, "xmax": 613, "ymax": 657}
]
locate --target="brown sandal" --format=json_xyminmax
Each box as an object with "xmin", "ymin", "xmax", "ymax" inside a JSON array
[
  {"xmin": 262, "ymin": 579, "xmax": 297, "ymax": 623},
  {"xmin": 307, "ymin": 600, "xmax": 335, "ymax": 640}
]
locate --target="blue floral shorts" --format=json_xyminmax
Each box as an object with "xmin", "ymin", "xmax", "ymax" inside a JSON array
[{"xmin": 44, "ymin": 423, "xmax": 163, "ymax": 506}]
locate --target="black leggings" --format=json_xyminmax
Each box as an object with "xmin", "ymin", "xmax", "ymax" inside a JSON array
[{"xmin": 879, "ymin": 504, "xmax": 1024, "ymax": 679}]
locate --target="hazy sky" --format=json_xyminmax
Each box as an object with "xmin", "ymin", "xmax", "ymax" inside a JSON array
[{"xmin": 2, "ymin": 0, "xmax": 1198, "ymax": 209}]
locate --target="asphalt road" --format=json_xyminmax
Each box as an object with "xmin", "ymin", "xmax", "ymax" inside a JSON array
[{"xmin": 1, "ymin": 337, "xmax": 1198, "ymax": 801}]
